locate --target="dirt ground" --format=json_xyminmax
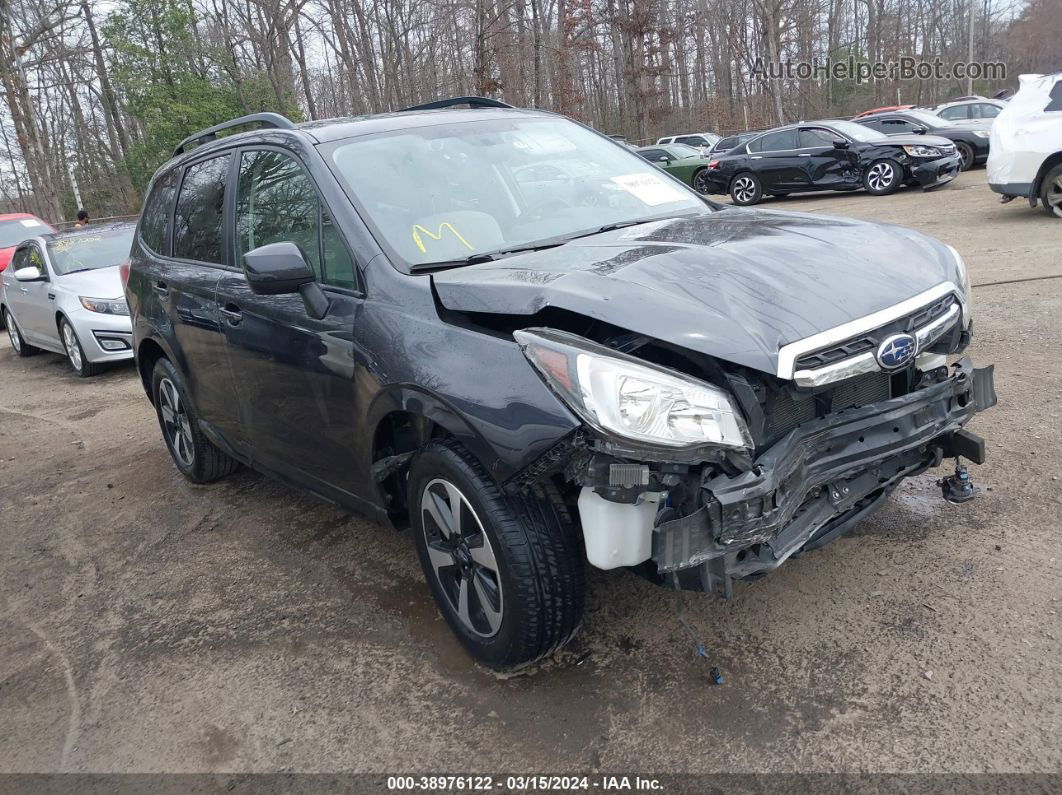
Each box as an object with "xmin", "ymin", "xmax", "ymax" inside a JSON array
[{"xmin": 1, "ymin": 169, "xmax": 1060, "ymax": 777}]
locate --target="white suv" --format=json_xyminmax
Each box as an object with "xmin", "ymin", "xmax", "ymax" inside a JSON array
[{"xmin": 988, "ymin": 72, "xmax": 1062, "ymax": 218}]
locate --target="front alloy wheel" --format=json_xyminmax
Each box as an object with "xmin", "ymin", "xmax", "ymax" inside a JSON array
[
  {"xmin": 421, "ymin": 478, "xmax": 504, "ymax": 637},
  {"xmin": 864, "ymin": 160, "xmax": 901, "ymax": 195},
  {"xmin": 410, "ymin": 439, "xmax": 584, "ymax": 669},
  {"xmin": 60, "ymin": 318, "xmax": 101, "ymax": 377}
]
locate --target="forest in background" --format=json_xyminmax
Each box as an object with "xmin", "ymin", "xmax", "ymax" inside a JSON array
[{"xmin": 0, "ymin": 0, "xmax": 1058, "ymax": 222}]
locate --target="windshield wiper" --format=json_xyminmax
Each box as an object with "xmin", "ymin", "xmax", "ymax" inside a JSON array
[
  {"xmin": 410, "ymin": 216, "xmax": 695, "ymax": 273},
  {"xmin": 410, "ymin": 241, "xmax": 568, "ymax": 272}
]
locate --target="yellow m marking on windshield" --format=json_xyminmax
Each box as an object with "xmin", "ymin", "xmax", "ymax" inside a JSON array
[{"xmin": 412, "ymin": 222, "xmax": 474, "ymax": 254}]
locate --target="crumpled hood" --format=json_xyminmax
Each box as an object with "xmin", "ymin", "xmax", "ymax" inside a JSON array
[
  {"xmin": 432, "ymin": 209, "xmax": 961, "ymax": 375},
  {"xmin": 56, "ymin": 265, "xmax": 123, "ymax": 299}
]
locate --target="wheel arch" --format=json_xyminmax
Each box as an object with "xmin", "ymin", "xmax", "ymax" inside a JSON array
[
  {"xmin": 135, "ymin": 336, "xmax": 173, "ymax": 404},
  {"xmin": 367, "ymin": 386, "xmax": 508, "ymax": 528},
  {"xmin": 1033, "ymin": 151, "xmax": 1062, "ymax": 194}
]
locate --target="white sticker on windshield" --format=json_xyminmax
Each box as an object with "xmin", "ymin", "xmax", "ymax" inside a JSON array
[
  {"xmin": 19, "ymin": 219, "xmax": 43, "ymax": 228},
  {"xmin": 610, "ymin": 173, "xmax": 688, "ymax": 206}
]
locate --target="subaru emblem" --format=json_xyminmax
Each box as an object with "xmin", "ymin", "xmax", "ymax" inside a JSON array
[{"xmin": 876, "ymin": 333, "xmax": 917, "ymax": 370}]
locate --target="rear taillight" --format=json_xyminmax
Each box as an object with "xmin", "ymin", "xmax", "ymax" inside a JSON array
[
  {"xmin": 119, "ymin": 260, "xmax": 131, "ymax": 289},
  {"xmin": 708, "ymin": 161, "xmax": 720, "ymax": 169}
]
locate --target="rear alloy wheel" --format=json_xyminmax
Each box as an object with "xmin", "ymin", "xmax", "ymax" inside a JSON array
[
  {"xmin": 1040, "ymin": 164, "xmax": 1062, "ymax": 219},
  {"xmin": 692, "ymin": 167, "xmax": 711, "ymax": 194},
  {"xmin": 150, "ymin": 358, "xmax": 240, "ymax": 483},
  {"xmin": 864, "ymin": 159, "xmax": 902, "ymax": 195},
  {"xmin": 410, "ymin": 439, "xmax": 584, "ymax": 669},
  {"xmin": 60, "ymin": 318, "xmax": 102, "ymax": 377},
  {"xmin": 956, "ymin": 141, "xmax": 975, "ymax": 171},
  {"xmin": 4, "ymin": 308, "xmax": 39, "ymax": 357},
  {"xmin": 730, "ymin": 172, "xmax": 762, "ymax": 205}
]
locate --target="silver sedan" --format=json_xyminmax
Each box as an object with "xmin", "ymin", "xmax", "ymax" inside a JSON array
[{"xmin": 1, "ymin": 222, "xmax": 135, "ymax": 376}]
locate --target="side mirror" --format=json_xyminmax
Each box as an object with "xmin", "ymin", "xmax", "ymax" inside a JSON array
[
  {"xmin": 913, "ymin": 126, "xmax": 928, "ymax": 135},
  {"xmin": 242, "ymin": 241, "xmax": 315, "ymax": 296},
  {"xmin": 13, "ymin": 266, "xmax": 45, "ymax": 282},
  {"xmin": 832, "ymin": 140, "xmax": 850, "ymax": 150},
  {"xmin": 242, "ymin": 241, "xmax": 330, "ymax": 320}
]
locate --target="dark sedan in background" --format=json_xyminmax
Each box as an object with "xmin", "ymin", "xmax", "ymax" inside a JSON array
[
  {"xmin": 854, "ymin": 108, "xmax": 992, "ymax": 171},
  {"xmin": 701, "ymin": 120, "xmax": 961, "ymax": 205}
]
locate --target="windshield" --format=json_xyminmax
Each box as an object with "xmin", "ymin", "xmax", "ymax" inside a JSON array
[
  {"xmin": 904, "ymin": 110, "xmax": 948, "ymax": 129},
  {"xmin": 329, "ymin": 116, "xmax": 708, "ymax": 269},
  {"xmin": 0, "ymin": 217, "xmax": 48, "ymax": 248},
  {"xmin": 47, "ymin": 227, "xmax": 134, "ymax": 275},
  {"xmin": 831, "ymin": 120, "xmax": 888, "ymax": 142}
]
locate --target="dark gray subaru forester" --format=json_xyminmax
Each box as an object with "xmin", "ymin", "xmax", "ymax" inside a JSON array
[{"xmin": 125, "ymin": 97, "xmax": 996, "ymax": 669}]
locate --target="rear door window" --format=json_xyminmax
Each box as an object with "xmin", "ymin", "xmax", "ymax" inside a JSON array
[
  {"xmin": 173, "ymin": 154, "xmax": 231, "ymax": 265},
  {"xmin": 749, "ymin": 129, "xmax": 797, "ymax": 152},
  {"xmin": 938, "ymin": 105, "xmax": 969, "ymax": 121},
  {"xmin": 139, "ymin": 169, "xmax": 179, "ymax": 255}
]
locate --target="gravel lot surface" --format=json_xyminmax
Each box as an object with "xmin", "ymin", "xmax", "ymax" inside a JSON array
[{"xmin": 1, "ymin": 169, "xmax": 1059, "ymax": 776}]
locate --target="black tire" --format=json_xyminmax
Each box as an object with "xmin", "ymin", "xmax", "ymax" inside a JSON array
[
  {"xmin": 59, "ymin": 317, "xmax": 103, "ymax": 377},
  {"xmin": 691, "ymin": 167, "xmax": 710, "ymax": 194},
  {"xmin": 151, "ymin": 357, "xmax": 240, "ymax": 483},
  {"xmin": 863, "ymin": 159, "xmax": 902, "ymax": 195},
  {"xmin": 729, "ymin": 172, "xmax": 762, "ymax": 205},
  {"xmin": 956, "ymin": 141, "xmax": 975, "ymax": 172},
  {"xmin": 3, "ymin": 308, "xmax": 40, "ymax": 357},
  {"xmin": 409, "ymin": 438, "xmax": 584, "ymax": 669},
  {"xmin": 1040, "ymin": 164, "xmax": 1062, "ymax": 219}
]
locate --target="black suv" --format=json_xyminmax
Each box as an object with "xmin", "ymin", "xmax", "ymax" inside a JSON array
[{"xmin": 127, "ymin": 98, "xmax": 996, "ymax": 669}]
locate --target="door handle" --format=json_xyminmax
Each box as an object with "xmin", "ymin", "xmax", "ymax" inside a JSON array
[
  {"xmin": 750, "ymin": 155, "xmax": 763, "ymax": 160},
  {"xmin": 219, "ymin": 303, "xmax": 243, "ymax": 325},
  {"xmin": 152, "ymin": 280, "xmax": 169, "ymax": 295},
  {"xmin": 47, "ymin": 292, "xmax": 55, "ymax": 300},
  {"xmin": 799, "ymin": 153, "xmax": 812, "ymax": 157}
]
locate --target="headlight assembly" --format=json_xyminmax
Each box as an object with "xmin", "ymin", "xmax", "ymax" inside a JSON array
[
  {"xmin": 80, "ymin": 296, "xmax": 129, "ymax": 315},
  {"xmin": 514, "ymin": 328, "xmax": 751, "ymax": 450},
  {"xmin": 946, "ymin": 244, "xmax": 972, "ymax": 322},
  {"xmin": 903, "ymin": 144, "xmax": 942, "ymax": 158}
]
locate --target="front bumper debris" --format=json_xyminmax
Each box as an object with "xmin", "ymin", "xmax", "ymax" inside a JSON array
[{"xmin": 654, "ymin": 358, "xmax": 996, "ymax": 596}]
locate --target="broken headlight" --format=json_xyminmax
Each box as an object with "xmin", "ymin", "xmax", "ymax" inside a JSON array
[{"xmin": 515, "ymin": 328, "xmax": 751, "ymax": 450}]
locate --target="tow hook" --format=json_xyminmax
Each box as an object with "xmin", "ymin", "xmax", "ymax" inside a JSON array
[{"xmin": 938, "ymin": 458, "xmax": 977, "ymax": 504}]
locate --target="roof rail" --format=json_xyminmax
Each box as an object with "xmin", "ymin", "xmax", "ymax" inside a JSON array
[
  {"xmin": 173, "ymin": 112, "xmax": 296, "ymax": 157},
  {"xmin": 400, "ymin": 96, "xmax": 514, "ymax": 112}
]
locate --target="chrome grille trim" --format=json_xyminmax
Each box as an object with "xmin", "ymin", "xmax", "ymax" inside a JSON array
[{"xmin": 777, "ymin": 282, "xmax": 962, "ymax": 383}]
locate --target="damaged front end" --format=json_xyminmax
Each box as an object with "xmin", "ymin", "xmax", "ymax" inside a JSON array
[{"xmin": 509, "ymin": 312, "xmax": 996, "ymax": 598}]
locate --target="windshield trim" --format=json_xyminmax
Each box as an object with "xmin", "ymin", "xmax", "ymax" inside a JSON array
[{"xmin": 319, "ymin": 116, "xmax": 722, "ymax": 275}]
